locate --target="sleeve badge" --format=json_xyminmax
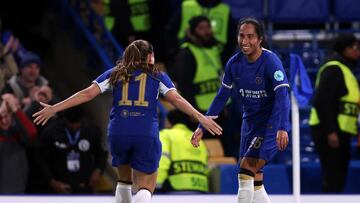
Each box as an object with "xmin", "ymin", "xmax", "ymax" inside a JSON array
[{"xmin": 274, "ymin": 70, "xmax": 284, "ymax": 81}]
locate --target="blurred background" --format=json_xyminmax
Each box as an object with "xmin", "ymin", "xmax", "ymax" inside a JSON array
[{"xmin": 0, "ymin": 0, "xmax": 359, "ymax": 196}]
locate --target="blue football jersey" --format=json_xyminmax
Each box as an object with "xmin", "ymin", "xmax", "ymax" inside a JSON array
[
  {"xmin": 223, "ymin": 48, "xmax": 290, "ymax": 135},
  {"xmin": 93, "ymin": 69, "xmax": 175, "ymax": 137}
]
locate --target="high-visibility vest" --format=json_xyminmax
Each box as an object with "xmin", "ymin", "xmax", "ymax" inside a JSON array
[
  {"xmin": 103, "ymin": 0, "xmax": 115, "ymax": 31},
  {"xmin": 128, "ymin": 0, "xmax": 151, "ymax": 32},
  {"xmin": 181, "ymin": 42, "xmax": 222, "ymax": 111},
  {"xmin": 177, "ymin": 0, "xmax": 230, "ymax": 45},
  {"xmin": 309, "ymin": 61, "xmax": 360, "ymax": 135},
  {"xmin": 157, "ymin": 124, "xmax": 209, "ymax": 192}
]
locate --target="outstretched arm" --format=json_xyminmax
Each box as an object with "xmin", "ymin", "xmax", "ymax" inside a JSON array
[
  {"xmin": 33, "ymin": 83, "xmax": 101, "ymax": 125},
  {"xmin": 164, "ymin": 90, "xmax": 222, "ymax": 136},
  {"xmin": 191, "ymin": 85, "xmax": 231, "ymax": 147}
]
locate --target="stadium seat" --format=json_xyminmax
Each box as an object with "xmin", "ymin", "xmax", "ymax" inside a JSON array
[
  {"xmin": 334, "ymin": 0, "xmax": 360, "ymax": 22},
  {"xmin": 264, "ymin": 164, "xmax": 291, "ymax": 194},
  {"xmin": 345, "ymin": 161, "xmax": 360, "ymax": 193},
  {"xmin": 300, "ymin": 163, "xmax": 322, "ymax": 193},
  {"xmin": 213, "ymin": 164, "xmax": 291, "ymax": 194},
  {"xmin": 268, "ymin": 0, "xmax": 330, "ymax": 24},
  {"xmin": 203, "ymin": 139, "xmax": 237, "ymax": 166},
  {"xmin": 223, "ymin": 0, "xmax": 264, "ymax": 21},
  {"xmin": 209, "ymin": 164, "xmax": 238, "ymax": 194}
]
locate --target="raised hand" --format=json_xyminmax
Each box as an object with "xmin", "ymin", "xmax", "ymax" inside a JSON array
[
  {"xmin": 198, "ymin": 115, "xmax": 222, "ymax": 136},
  {"xmin": 32, "ymin": 102, "xmax": 56, "ymax": 126},
  {"xmin": 1, "ymin": 93, "xmax": 20, "ymax": 112},
  {"xmin": 191, "ymin": 128, "xmax": 204, "ymax": 148}
]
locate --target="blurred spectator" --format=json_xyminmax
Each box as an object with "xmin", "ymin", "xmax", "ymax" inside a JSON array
[
  {"xmin": 172, "ymin": 16, "xmax": 230, "ymax": 143},
  {"xmin": 0, "ymin": 0, "xmax": 50, "ymax": 57},
  {"xmin": 0, "ymin": 43, "xmax": 57, "ymax": 194},
  {"xmin": 309, "ymin": 33, "xmax": 360, "ymax": 193},
  {"xmin": 24, "ymin": 84, "xmax": 57, "ymax": 193},
  {"xmin": 156, "ymin": 109, "xmax": 209, "ymax": 193},
  {"xmin": 1, "ymin": 51, "xmax": 52, "ymax": 111},
  {"xmin": 0, "ymin": 93, "xmax": 37, "ymax": 194},
  {"xmin": 172, "ymin": 16, "xmax": 223, "ymax": 112},
  {"xmin": 37, "ymin": 106, "xmax": 107, "ymax": 194},
  {"xmin": 165, "ymin": 0, "xmax": 236, "ymax": 65},
  {"xmin": 108, "ymin": 0, "xmax": 171, "ymax": 62},
  {"xmin": 0, "ymin": 32, "xmax": 19, "ymax": 91}
]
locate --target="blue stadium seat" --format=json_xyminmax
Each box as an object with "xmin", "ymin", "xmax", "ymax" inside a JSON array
[
  {"xmin": 345, "ymin": 161, "xmax": 360, "ymax": 193},
  {"xmin": 216, "ymin": 164, "xmax": 291, "ymax": 194},
  {"xmin": 264, "ymin": 164, "xmax": 291, "ymax": 194},
  {"xmin": 223, "ymin": 0, "xmax": 264, "ymax": 21},
  {"xmin": 268, "ymin": 0, "xmax": 330, "ymax": 23},
  {"xmin": 334, "ymin": 0, "xmax": 360, "ymax": 22},
  {"xmin": 215, "ymin": 162, "xmax": 360, "ymax": 194},
  {"xmin": 217, "ymin": 164, "xmax": 238, "ymax": 194},
  {"xmin": 299, "ymin": 163, "xmax": 322, "ymax": 193}
]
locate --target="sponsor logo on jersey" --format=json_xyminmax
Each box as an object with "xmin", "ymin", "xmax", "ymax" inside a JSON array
[
  {"xmin": 274, "ymin": 70, "xmax": 284, "ymax": 81},
  {"xmin": 120, "ymin": 109, "xmax": 144, "ymax": 118},
  {"xmin": 239, "ymin": 89, "xmax": 268, "ymax": 98}
]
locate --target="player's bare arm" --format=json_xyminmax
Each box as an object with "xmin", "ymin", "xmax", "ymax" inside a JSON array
[
  {"xmin": 164, "ymin": 90, "xmax": 222, "ymax": 135},
  {"xmin": 33, "ymin": 83, "xmax": 101, "ymax": 126}
]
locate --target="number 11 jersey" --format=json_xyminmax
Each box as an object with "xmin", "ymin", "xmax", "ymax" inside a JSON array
[{"xmin": 93, "ymin": 69, "xmax": 175, "ymax": 137}]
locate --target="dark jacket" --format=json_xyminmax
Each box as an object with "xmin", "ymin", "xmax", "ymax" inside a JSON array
[
  {"xmin": 0, "ymin": 110, "xmax": 37, "ymax": 193},
  {"xmin": 311, "ymin": 53, "xmax": 358, "ymax": 135},
  {"xmin": 38, "ymin": 119, "xmax": 107, "ymax": 193}
]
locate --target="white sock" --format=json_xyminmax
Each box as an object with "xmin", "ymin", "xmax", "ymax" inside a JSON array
[
  {"xmin": 116, "ymin": 182, "xmax": 132, "ymax": 203},
  {"xmin": 237, "ymin": 177, "xmax": 254, "ymax": 203},
  {"xmin": 252, "ymin": 186, "xmax": 270, "ymax": 203},
  {"xmin": 132, "ymin": 189, "xmax": 152, "ymax": 203}
]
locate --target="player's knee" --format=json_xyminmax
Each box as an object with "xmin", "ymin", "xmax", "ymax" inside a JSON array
[{"xmin": 239, "ymin": 167, "xmax": 255, "ymax": 180}]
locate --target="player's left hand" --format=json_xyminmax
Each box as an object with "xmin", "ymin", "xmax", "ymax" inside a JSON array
[
  {"xmin": 276, "ymin": 130, "xmax": 288, "ymax": 151},
  {"xmin": 191, "ymin": 128, "xmax": 204, "ymax": 148},
  {"xmin": 32, "ymin": 102, "xmax": 56, "ymax": 126}
]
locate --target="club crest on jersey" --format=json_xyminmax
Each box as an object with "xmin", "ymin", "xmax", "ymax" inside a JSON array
[
  {"xmin": 274, "ymin": 70, "xmax": 284, "ymax": 81},
  {"xmin": 255, "ymin": 77, "xmax": 262, "ymax": 85}
]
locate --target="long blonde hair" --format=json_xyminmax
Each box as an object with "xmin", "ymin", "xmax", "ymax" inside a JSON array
[{"xmin": 109, "ymin": 40, "xmax": 159, "ymax": 86}]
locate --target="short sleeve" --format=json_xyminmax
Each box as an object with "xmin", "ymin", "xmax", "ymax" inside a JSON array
[
  {"xmin": 158, "ymin": 72, "xmax": 176, "ymax": 95},
  {"xmin": 267, "ymin": 53, "xmax": 289, "ymax": 91},
  {"xmin": 92, "ymin": 68, "xmax": 113, "ymax": 93}
]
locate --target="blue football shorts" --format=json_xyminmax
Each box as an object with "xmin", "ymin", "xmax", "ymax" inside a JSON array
[
  {"xmin": 108, "ymin": 135, "xmax": 162, "ymax": 174},
  {"xmin": 239, "ymin": 127, "xmax": 278, "ymax": 163}
]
